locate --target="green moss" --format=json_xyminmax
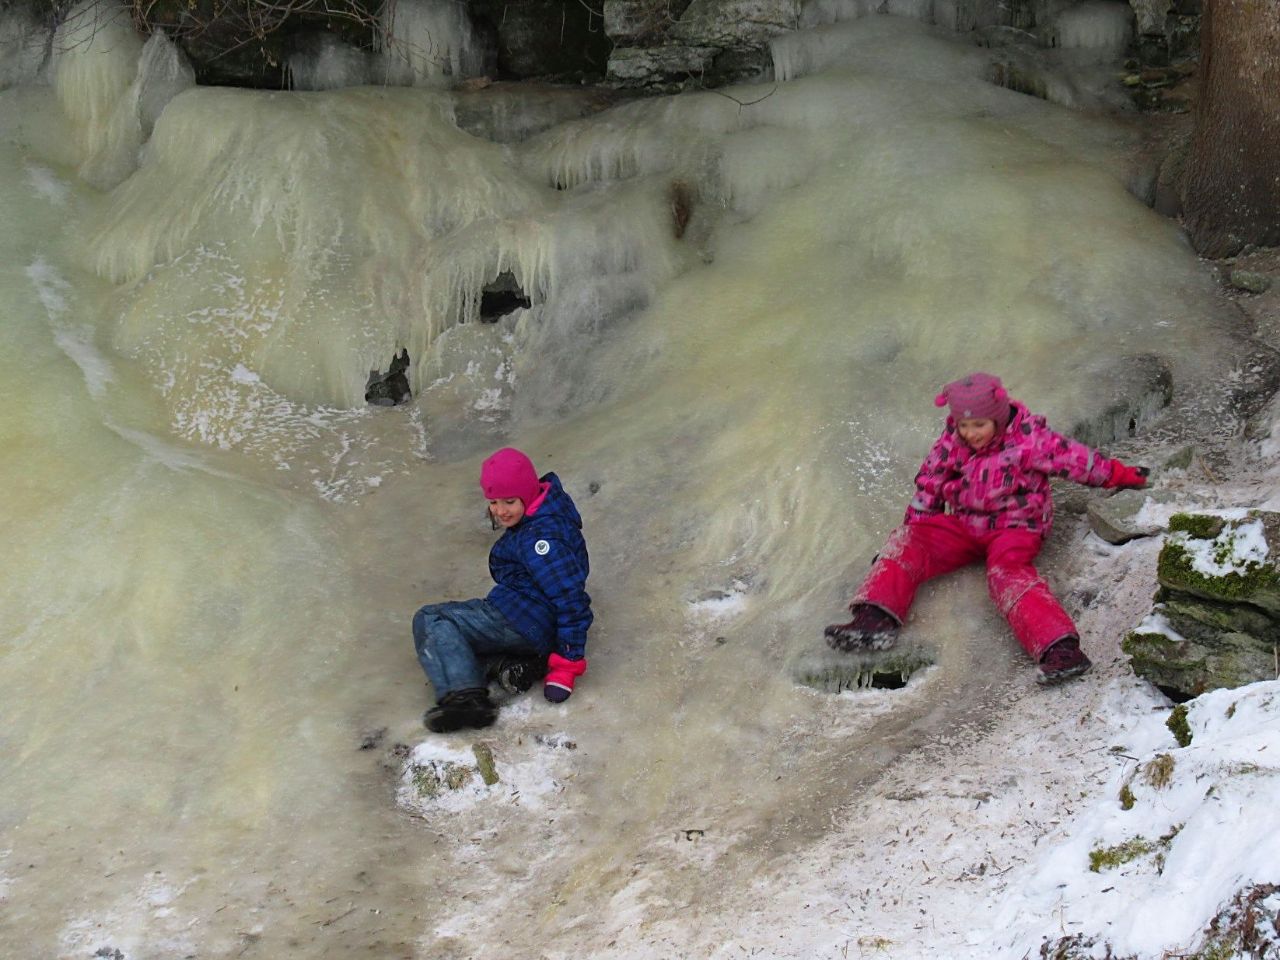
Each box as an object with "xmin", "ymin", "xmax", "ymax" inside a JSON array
[
  {"xmin": 412, "ymin": 765, "xmax": 442, "ymax": 798},
  {"xmin": 1158, "ymin": 541, "xmax": 1277, "ymax": 602},
  {"xmin": 1122, "ymin": 631, "xmax": 1196, "ymax": 667},
  {"xmin": 1189, "ymin": 940, "xmax": 1236, "ymax": 960},
  {"xmin": 1089, "ymin": 837, "xmax": 1156, "ymax": 872},
  {"xmin": 1167, "ymin": 704, "xmax": 1192, "ymax": 746},
  {"xmin": 1119, "ymin": 784, "xmax": 1136, "ymax": 810},
  {"xmin": 411, "ymin": 760, "xmax": 474, "ymax": 798},
  {"xmin": 472, "ymin": 743, "xmax": 500, "ymax": 786},
  {"xmin": 1224, "ymin": 762, "xmax": 1262, "ymax": 776},
  {"xmin": 1143, "ymin": 753, "xmax": 1175, "ymax": 789},
  {"xmin": 1168, "ymin": 513, "xmax": 1227, "ymax": 539}
]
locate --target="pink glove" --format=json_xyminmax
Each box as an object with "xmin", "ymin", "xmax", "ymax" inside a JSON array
[
  {"xmin": 1105, "ymin": 462, "xmax": 1150, "ymax": 489},
  {"xmin": 544, "ymin": 653, "xmax": 587, "ymax": 703}
]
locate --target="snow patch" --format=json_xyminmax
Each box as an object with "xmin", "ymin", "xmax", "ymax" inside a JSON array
[
  {"xmin": 398, "ymin": 724, "xmax": 575, "ymax": 816},
  {"xmin": 687, "ymin": 580, "xmax": 750, "ymax": 619},
  {"xmin": 997, "ymin": 680, "xmax": 1280, "ymax": 958},
  {"xmin": 1174, "ymin": 518, "xmax": 1269, "ymax": 578}
]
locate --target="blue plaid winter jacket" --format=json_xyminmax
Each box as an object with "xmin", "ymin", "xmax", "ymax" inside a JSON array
[{"xmin": 486, "ymin": 473, "xmax": 593, "ymax": 660}]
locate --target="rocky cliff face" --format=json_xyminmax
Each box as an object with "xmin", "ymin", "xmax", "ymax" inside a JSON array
[{"xmin": 0, "ymin": 0, "xmax": 1203, "ymax": 92}]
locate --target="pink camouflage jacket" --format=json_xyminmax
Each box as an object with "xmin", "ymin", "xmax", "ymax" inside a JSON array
[{"xmin": 905, "ymin": 401, "xmax": 1116, "ymax": 537}]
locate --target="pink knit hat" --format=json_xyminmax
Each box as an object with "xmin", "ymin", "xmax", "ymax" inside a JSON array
[
  {"xmin": 934, "ymin": 372, "xmax": 1011, "ymax": 431},
  {"xmin": 480, "ymin": 447, "xmax": 541, "ymax": 505}
]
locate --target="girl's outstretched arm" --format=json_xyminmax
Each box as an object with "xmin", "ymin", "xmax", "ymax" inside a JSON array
[{"xmin": 1022, "ymin": 415, "xmax": 1121, "ymax": 488}]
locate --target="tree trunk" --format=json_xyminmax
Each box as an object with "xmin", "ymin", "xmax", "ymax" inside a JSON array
[{"xmin": 1183, "ymin": 0, "xmax": 1280, "ymax": 257}]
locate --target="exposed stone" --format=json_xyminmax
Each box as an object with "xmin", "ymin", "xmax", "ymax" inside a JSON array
[
  {"xmin": 604, "ymin": 0, "xmax": 695, "ymax": 46},
  {"xmin": 1125, "ymin": 511, "xmax": 1280, "ymax": 700},
  {"xmin": 1122, "ymin": 621, "xmax": 1277, "ymax": 699},
  {"xmin": 479, "ymin": 272, "xmax": 531, "ymax": 322},
  {"xmin": 607, "ymin": 44, "xmax": 720, "ymax": 88},
  {"xmin": 1067, "ymin": 353, "xmax": 1173, "ymax": 448},
  {"xmin": 1228, "ymin": 270, "xmax": 1273, "ymax": 295},
  {"xmin": 1158, "ymin": 511, "xmax": 1280, "ymax": 614},
  {"xmin": 469, "ymin": 0, "xmax": 612, "ymax": 80},
  {"xmin": 1160, "ymin": 593, "xmax": 1278, "ymax": 644},
  {"xmin": 1087, "ymin": 489, "xmax": 1169, "ymax": 544},
  {"xmin": 1162, "ymin": 444, "xmax": 1195, "ymax": 470},
  {"xmin": 668, "ymin": 0, "xmax": 799, "ymax": 49},
  {"xmin": 365, "ymin": 349, "xmax": 411, "ymax": 407},
  {"xmin": 1130, "ymin": 0, "xmax": 1173, "ymax": 36}
]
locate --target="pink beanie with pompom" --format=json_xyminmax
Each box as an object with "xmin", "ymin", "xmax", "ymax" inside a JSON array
[
  {"xmin": 480, "ymin": 447, "xmax": 541, "ymax": 506},
  {"xmin": 934, "ymin": 372, "xmax": 1011, "ymax": 431}
]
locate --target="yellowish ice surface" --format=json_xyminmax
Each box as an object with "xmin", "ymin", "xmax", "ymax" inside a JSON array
[{"xmin": 0, "ymin": 7, "xmax": 1244, "ymax": 957}]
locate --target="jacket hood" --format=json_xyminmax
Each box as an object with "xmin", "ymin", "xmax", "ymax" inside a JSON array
[{"xmin": 528, "ymin": 473, "xmax": 582, "ymax": 529}]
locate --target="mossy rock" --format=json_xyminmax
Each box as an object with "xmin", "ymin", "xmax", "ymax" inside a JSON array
[
  {"xmin": 1123, "ymin": 624, "xmax": 1277, "ymax": 698},
  {"xmin": 1157, "ymin": 512, "xmax": 1280, "ymax": 615},
  {"xmin": 1167, "ymin": 512, "xmax": 1227, "ymax": 539},
  {"xmin": 1160, "ymin": 595, "xmax": 1278, "ymax": 641},
  {"xmin": 1087, "ymin": 489, "xmax": 1169, "ymax": 544}
]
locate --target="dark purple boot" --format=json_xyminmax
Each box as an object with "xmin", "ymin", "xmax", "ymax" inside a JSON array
[
  {"xmin": 1037, "ymin": 636, "xmax": 1092, "ymax": 686},
  {"xmin": 824, "ymin": 604, "xmax": 900, "ymax": 652}
]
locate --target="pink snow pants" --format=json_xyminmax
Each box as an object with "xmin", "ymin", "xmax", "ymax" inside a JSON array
[{"xmin": 852, "ymin": 514, "xmax": 1076, "ymax": 660}]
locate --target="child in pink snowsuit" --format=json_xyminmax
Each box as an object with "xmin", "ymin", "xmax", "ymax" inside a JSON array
[{"xmin": 824, "ymin": 372, "xmax": 1149, "ymax": 684}]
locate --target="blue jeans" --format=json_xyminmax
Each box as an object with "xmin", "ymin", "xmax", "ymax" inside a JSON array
[{"xmin": 412, "ymin": 599, "xmax": 549, "ymax": 700}]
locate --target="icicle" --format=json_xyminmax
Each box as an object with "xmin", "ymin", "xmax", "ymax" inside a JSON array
[
  {"xmin": 287, "ymin": 34, "xmax": 372, "ymax": 91},
  {"xmin": 377, "ymin": 0, "xmax": 484, "ymax": 88},
  {"xmin": 51, "ymin": 0, "xmax": 144, "ymax": 188},
  {"xmin": 135, "ymin": 31, "xmax": 195, "ymax": 138},
  {"xmin": 1051, "ymin": 1, "xmax": 1133, "ymax": 58}
]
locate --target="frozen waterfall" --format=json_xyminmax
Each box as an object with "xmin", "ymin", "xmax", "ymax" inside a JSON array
[{"xmin": 0, "ymin": 6, "xmax": 1259, "ymax": 959}]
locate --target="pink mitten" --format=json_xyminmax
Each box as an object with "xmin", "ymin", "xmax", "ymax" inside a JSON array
[{"xmin": 544, "ymin": 653, "xmax": 587, "ymax": 703}]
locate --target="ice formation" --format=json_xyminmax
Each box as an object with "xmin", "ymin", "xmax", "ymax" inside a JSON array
[
  {"xmin": 0, "ymin": 5, "xmax": 1269, "ymax": 958},
  {"xmin": 379, "ymin": 0, "xmax": 485, "ymax": 87},
  {"xmin": 1051, "ymin": 0, "xmax": 1134, "ymax": 57}
]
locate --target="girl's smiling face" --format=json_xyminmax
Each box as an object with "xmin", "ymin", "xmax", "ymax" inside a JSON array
[
  {"xmin": 957, "ymin": 417, "xmax": 998, "ymax": 451},
  {"xmin": 488, "ymin": 497, "xmax": 526, "ymax": 528}
]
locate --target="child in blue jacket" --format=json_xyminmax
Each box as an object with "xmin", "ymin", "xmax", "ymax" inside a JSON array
[{"xmin": 412, "ymin": 447, "xmax": 593, "ymax": 733}]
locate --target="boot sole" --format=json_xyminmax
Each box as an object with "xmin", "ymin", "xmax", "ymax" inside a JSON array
[
  {"xmin": 826, "ymin": 633, "xmax": 899, "ymax": 653},
  {"xmin": 1036, "ymin": 660, "xmax": 1092, "ymax": 686},
  {"xmin": 424, "ymin": 708, "xmax": 498, "ymax": 732}
]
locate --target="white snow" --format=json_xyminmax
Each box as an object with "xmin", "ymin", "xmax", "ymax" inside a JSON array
[
  {"xmin": 507, "ymin": 463, "xmax": 1280, "ymax": 960},
  {"xmin": 1176, "ymin": 518, "xmax": 1270, "ymax": 578}
]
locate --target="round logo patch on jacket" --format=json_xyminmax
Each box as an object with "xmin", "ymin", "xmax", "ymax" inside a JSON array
[{"xmin": 534, "ymin": 539, "xmax": 551, "ymax": 556}]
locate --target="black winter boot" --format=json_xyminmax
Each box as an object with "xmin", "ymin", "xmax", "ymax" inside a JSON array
[
  {"xmin": 824, "ymin": 604, "xmax": 900, "ymax": 652},
  {"xmin": 423, "ymin": 688, "xmax": 498, "ymax": 732},
  {"xmin": 486, "ymin": 655, "xmax": 547, "ymax": 695},
  {"xmin": 1036, "ymin": 636, "xmax": 1092, "ymax": 686}
]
